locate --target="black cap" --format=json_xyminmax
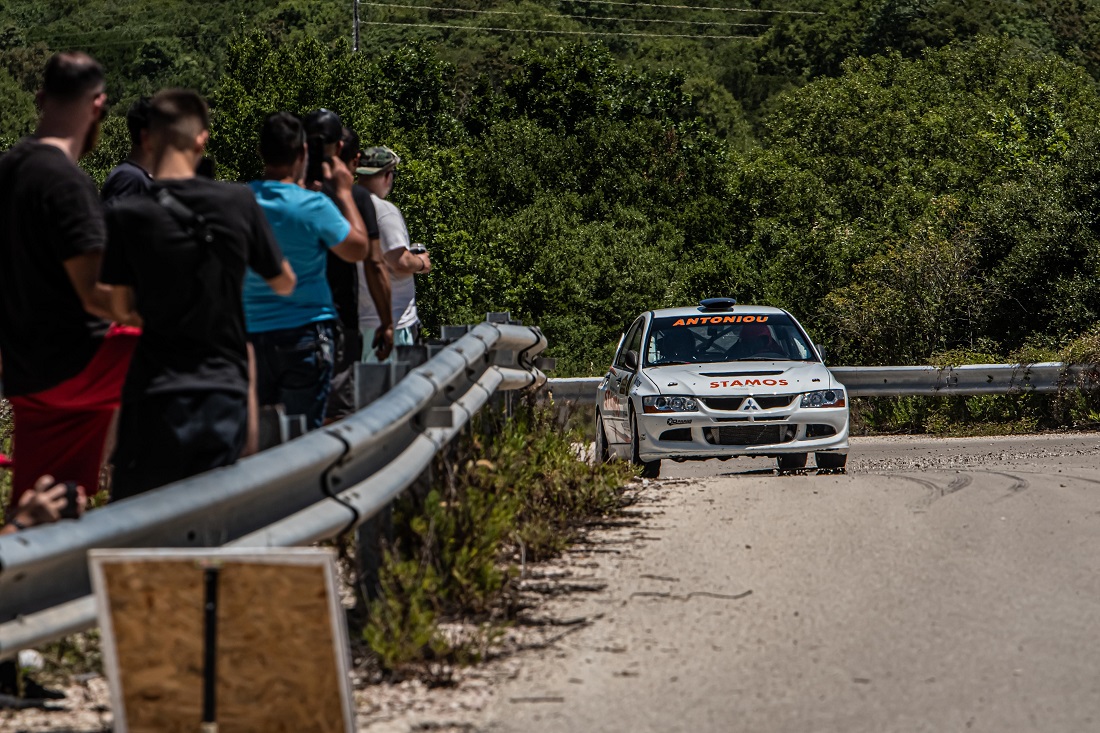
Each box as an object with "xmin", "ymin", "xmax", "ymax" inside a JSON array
[{"xmin": 303, "ymin": 108, "xmax": 343, "ymax": 144}]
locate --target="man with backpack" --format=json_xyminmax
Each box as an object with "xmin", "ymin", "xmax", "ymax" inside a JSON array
[{"xmin": 100, "ymin": 90, "xmax": 295, "ymax": 499}]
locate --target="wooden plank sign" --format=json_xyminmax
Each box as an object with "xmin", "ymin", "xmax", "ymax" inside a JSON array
[{"xmin": 89, "ymin": 548, "xmax": 355, "ymax": 733}]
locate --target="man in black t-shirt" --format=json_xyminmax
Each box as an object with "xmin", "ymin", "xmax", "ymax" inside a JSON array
[
  {"xmin": 0, "ymin": 51, "xmax": 139, "ymax": 512},
  {"xmin": 100, "ymin": 89, "xmax": 295, "ymax": 500},
  {"xmin": 101, "ymin": 97, "xmax": 154, "ymax": 203},
  {"xmin": 309, "ymin": 121, "xmax": 393, "ymax": 420}
]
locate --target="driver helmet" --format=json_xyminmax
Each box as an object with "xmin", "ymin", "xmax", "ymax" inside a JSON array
[
  {"xmin": 740, "ymin": 322, "xmax": 772, "ymax": 341},
  {"xmin": 739, "ymin": 322, "xmax": 779, "ymax": 354}
]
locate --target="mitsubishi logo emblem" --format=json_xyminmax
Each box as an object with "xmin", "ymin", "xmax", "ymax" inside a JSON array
[{"xmin": 740, "ymin": 398, "xmax": 761, "ymax": 411}]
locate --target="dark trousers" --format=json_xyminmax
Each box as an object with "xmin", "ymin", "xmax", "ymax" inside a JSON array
[
  {"xmin": 111, "ymin": 391, "xmax": 248, "ymax": 501},
  {"xmin": 325, "ymin": 319, "xmax": 363, "ymax": 421},
  {"xmin": 249, "ymin": 320, "xmax": 335, "ymax": 431}
]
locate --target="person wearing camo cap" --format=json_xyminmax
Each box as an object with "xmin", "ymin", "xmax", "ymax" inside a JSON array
[{"xmin": 354, "ymin": 146, "xmax": 430, "ymax": 362}]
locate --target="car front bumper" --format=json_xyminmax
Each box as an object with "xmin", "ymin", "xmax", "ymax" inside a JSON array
[{"xmin": 635, "ymin": 403, "xmax": 849, "ymax": 462}]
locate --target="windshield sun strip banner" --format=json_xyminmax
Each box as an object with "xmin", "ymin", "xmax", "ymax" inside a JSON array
[{"xmin": 669, "ymin": 315, "xmax": 770, "ymax": 326}]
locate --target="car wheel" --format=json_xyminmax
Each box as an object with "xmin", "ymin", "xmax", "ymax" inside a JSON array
[
  {"xmin": 816, "ymin": 452, "xmax": 848, "ymax": 472},
  {"xmin": 776, "ymin": 453, "xmax": 808, "ymax": 472},
  {"xmin": 594, "ymin": 411, "xmax": 611, "ymax": 464},
  {"xmin": 630, "ymin": 410, "xmax": 661, "ymax": 479}
]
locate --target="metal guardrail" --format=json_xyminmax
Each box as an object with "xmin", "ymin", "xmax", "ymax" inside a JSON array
[
  {"xmin": 545, "ymin": 363, "xmax": 1100, "ymax": 403},
  {"xmin": 0, "ymin": 319, "xmax": 547, "ymax": 658}
]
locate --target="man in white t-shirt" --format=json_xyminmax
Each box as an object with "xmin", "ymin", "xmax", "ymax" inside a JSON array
[{"xmin": 354, "ymin": 146, "xmax": 431, "ymax": 362}]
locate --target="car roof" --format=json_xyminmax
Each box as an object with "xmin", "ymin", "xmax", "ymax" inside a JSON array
[{"xmin": 647, "ymin": 304, "xmax": 791, "ymax": 319}]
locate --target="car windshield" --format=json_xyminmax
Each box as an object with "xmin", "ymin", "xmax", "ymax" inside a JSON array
[{"xmin": 644, "ymin": 313, "xmax": 817, "ymax": 366}]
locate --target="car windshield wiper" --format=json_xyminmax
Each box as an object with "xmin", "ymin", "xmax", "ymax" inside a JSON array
[
  {"xmin": 649, "ymin": 360, "xmax": 692, "ymax": 367},
  {"xmin": 734, "ymin": 356, "xmax": 790, "ymax": 361}
]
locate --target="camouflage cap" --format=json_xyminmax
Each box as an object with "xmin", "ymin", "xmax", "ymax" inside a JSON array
[{"xmin": 356, "ymin": 146, "xmax": 401, "ymax": 175}]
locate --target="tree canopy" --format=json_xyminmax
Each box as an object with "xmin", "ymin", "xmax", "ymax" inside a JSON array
[{"xmin": 5, "ymin": 2, "xmax": 1100, "ymax": 372}]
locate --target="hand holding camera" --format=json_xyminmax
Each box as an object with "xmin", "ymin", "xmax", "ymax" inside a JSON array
[{"xmin": 5, "ymin": 475, "xmax": 85, "ymax": 531}]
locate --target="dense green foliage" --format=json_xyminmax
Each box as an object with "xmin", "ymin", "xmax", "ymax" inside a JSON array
[
  {"xmin": 364, "ymin": 404, "xmax": 634, "ymax": 672},
  {"xmin": 6, "ymin": 2, "xmax": 1100, "ymax": 373}
]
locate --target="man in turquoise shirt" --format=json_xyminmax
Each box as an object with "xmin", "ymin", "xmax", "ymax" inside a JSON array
[{"xmin": 244, "ymin": 112, "xmax": 369, "ymax": 429}]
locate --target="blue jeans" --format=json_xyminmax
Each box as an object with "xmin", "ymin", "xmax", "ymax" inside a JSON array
[{"xmin": 249, "ymin": 320, "xmax": 335, "ymax": 431}]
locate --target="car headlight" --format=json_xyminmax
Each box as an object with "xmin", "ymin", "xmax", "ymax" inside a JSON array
[
  {"xmin": 800, "ymin": 389, "xmax": 846, "ymax": 408},
  {"xmin": 643, "ymin": 395, "xmax": 699, "ymax": 413}
]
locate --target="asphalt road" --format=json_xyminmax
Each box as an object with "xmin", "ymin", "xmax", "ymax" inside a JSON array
[{"xmin": 480, "ymin": 433, "xmax": 1100, "ymax": 733}]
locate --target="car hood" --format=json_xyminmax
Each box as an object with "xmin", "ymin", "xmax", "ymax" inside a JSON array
[{"xmin": 646, "ymin": 361, "xmax": 841, "ymax": 396}]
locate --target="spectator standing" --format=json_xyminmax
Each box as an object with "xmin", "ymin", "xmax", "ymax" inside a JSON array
[
  {"xmin": 244, "ymin": 112, "xmax": 369, "ymax": 429},
  {"xmin": 355, "ymin": 146, "xmax": 430, "ymax": 362},
  {"xmin": 100, "ymin": 97, "xmax": 153, "ymax": 202},
  {"xmin": 304, "ymin": 117, "xmax": 393, "ymax": 421},
  {"xmin": 0, "ymin": 52, "xmax": 138, "ymax": 508},
  {"xmin": 99, "ymin": 90, "xmax": 294, "ymax": 500}
]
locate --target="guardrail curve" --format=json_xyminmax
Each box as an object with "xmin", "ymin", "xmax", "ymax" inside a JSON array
[{"xmin": 0, "ymin": 318, "xmax": 547, "ymax": 658}]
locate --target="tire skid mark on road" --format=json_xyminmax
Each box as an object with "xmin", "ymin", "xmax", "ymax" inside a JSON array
[
  {"xmin": 865, "ymin": 472, "xmax": 944, "ymax": 513},
  {"xmin": 977, "ymin": 470, "xmax": 1029, "ymax": 494},
  {"xmin": 944, "ymin": 473, "xmax": 973, "ymax": 495},
  {"xmin": 1014, "ymin": 470, "xmax": 1100, "ymax": 489}
]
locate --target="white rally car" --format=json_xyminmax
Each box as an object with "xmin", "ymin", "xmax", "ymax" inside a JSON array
[{"xmin": 595, "ymin": 298, "xmax": 849, "ymax": 477}]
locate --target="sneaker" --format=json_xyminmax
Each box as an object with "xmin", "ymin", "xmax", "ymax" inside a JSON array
[
  {"xmin": 0, "ymin": 661, "xmax": 65, "ymax": 700},
  {"xmin": 20, "ymin": 676, "xmax": 66, "ymax": 700}
]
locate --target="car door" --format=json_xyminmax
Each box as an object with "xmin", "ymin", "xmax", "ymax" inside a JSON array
[{"xmin": 606, "ymin": 317, "xmax": 645, "ymax": 446}]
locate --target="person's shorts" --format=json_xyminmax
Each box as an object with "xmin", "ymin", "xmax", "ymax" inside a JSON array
[
  {"xmin": 360, "ymin": 323, "xmax": 418, "ymax": 364},
  {"xmin": 6, "ymin": 325, "xmax": 139, "ymax": 505},
  {"xmin": 110, "ymin": 390, "xmax": 247, "ymax": 502}
]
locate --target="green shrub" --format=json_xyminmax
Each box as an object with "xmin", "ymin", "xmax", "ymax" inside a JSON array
[{"xmin": 364, "ymin": 402, "xmax": 634, "ymax": 672}]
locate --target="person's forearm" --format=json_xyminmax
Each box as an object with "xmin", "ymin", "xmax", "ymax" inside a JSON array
[
  {"xmin": 333, "ymin": 190, "xmax": 368, "ymax": 250},
  {"xmin": 391, "ymin": 251, "xmax": 427, "ymax": 275},
  {"xmin": 88, "ymin": 283, "xmax": 116, "ymax": 320},
  {"xmin": 362, "ymin": 254, "xmax": 394, "ymax": 329}
]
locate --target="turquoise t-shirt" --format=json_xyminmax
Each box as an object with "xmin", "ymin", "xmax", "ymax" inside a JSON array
[{"xmin": 243, "ymin": 180, "xmax": 351, "ymax": 333}]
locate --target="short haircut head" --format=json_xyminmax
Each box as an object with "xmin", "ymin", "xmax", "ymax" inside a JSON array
[
  {"xmin": 339, "ymin": 127, "xmax": 360, "ymax": 165},
  {"xmin": 148, "ymin": 89, "xmax": 209, "ymax": 152},
  {"xmin": 259, "ymin": 112, "xmax": 306, "ymax": 167},
  {"xmin": 126, "ymin": 97, "xmax": 152, "ymax": 146},
  {"xmin": 42, "ymin": 51, "xmax": 105, "ymax": 102}
]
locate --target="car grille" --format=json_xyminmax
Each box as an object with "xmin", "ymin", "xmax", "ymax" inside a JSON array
[
  {"xmin": 659, "ymin": 428, "xmax": 692, "ymax": 442},
  {"xmin": 701, "ymin": 395, "xmax": 795, "ymax": 411},
  {"xmin": 704, "ymin": 424, "xmax": 795, "ymax": 446}
]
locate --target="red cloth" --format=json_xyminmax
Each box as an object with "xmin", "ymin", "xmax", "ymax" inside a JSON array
[{"xmin": 6, "ymin": 325, "xmax": 138, "ymax": 505}]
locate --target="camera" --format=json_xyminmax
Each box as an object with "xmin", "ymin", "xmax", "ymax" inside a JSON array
[
  {"xmin": 58, "ymin": 480, "xmax": 81, "ymax": 520},
  {"xmin": 303, "ymin": 108, "xmax": 344, "ymax": 187},
  {"xmin": 305, "ymin": 136, "xmax": 327, "ymax": 187}
]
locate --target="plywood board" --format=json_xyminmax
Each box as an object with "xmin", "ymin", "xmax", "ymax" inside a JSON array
[{"xmin": 89, "ymin": 548, "xmax": 354, "ymax": 733}]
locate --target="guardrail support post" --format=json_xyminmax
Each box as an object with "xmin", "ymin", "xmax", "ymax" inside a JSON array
[
  {"xmin": 355, "ymin": 505, "xmax": 393, "ymax": 605},
  {"xmin": 354, "ymin": 360, "xmax": 412, "ymax": 409}
]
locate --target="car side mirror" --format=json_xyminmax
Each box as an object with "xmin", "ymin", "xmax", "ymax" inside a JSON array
[
  {"xmin": 624, "ymin": 350, "xmax": 639, "ymax": 371},
  {"xmin": 815, "ymin": 343, "xmax": 826, "ymax": 363}
]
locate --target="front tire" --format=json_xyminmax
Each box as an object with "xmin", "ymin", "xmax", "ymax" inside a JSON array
[
  {"xmin": 630, "ymin": 410, "xmax": 661, "ymax": 479},
  {"xmin": 777, "ymin": 453, "xmax": 808, "ymax": 472},
  {"xmin": 594, "ymin": 412, "xmax": 611, "ymax": 464},
  {"xmin": 816, "ymin": 452, "xmax": 848, "ymax": 471}
]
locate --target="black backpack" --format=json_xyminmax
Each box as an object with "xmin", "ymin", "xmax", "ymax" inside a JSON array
[{"xmin": 154, "ymin": 187, "xmax": 237, "ymax": 339}]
